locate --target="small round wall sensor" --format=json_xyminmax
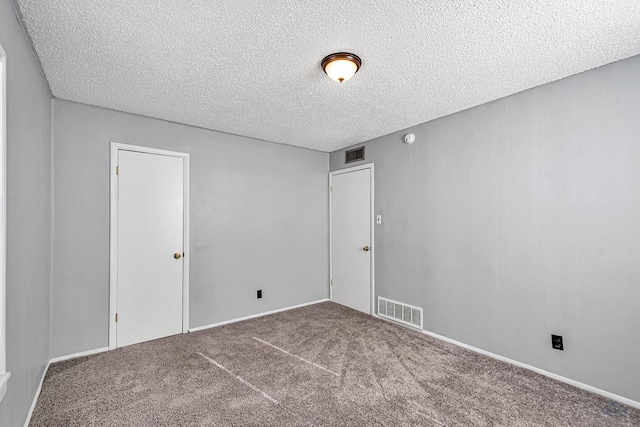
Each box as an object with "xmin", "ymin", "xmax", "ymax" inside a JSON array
[{"xmin": 404, "ymin": 133, "xmax": 416, "ymax": 144}]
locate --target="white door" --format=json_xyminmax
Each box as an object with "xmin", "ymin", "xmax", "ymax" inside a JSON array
[
  {"xmin": 116, "ymin": 150, "xmax": 184, "ymax": 347},
  {"xmin": 331, "ymin": 167, "xmax": 373, "ymax": 314}
]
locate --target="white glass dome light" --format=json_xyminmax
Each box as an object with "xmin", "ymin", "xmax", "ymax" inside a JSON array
[{"xmin": 322, "ymin": 53, "xmax": 362, "ymax": 83}]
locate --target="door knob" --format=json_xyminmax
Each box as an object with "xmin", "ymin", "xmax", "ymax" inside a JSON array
[
  {"xmin": 363, "ymin": 246, "xmax": 370, "ymax": 252},
  {"xmin": 174, "ymin": 253, "xmax": 182, "ymax": 259}
]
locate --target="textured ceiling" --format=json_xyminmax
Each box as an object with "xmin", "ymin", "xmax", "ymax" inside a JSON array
[{"xmin": 16, "ymin": 0, "xmax": 640, "ymax": 152}]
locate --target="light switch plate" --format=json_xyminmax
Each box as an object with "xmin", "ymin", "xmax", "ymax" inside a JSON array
[{"xmin": 376, "ymin": 215, "xmax": 382, "ymax": 224}]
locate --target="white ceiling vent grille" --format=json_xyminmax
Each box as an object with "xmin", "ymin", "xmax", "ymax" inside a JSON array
[{"xmin": 377, "ymin": 297, "xmax": 423, "ymax": 330}]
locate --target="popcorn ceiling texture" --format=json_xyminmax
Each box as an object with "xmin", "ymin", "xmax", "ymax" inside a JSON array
[{"xmin": 17, "ymin": 0, "xmax": 640, "ymax": 152}]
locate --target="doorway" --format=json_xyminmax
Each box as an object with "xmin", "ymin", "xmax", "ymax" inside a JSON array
[
  {"xmin": 109, "ymin": 143, "xmax": 190, "ymax": 349},
  {"xmin": 329, "ymin": 163, "xmax": 374, "ymax": 314},
  {"xmin": 0, "ymin": 42, "xmax": 7, "ymax": 390}
]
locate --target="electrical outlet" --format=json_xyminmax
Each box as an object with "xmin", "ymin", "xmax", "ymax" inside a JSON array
[
  {"xmin": 376, "ymin": 215, "xmax": 382, "ymax": 224},
  {"xmin": 257, "ymin": 289, "xmax": 262, "ymax": 299},
  {"xmin": 551, "ymin": 334, "xmax": 563, "ymax": 351}
]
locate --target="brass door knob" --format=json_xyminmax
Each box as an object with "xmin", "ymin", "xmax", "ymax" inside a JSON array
[
  {"xmin": 363, "ymin": 246, "xmax": 370, "ymax": 252},
  {"xmin": 174, "ymin": 253, "xmax": 182, "ymax": 259}
]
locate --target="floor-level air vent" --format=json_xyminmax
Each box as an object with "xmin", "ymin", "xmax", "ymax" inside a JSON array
[
  {"xmin": 345, "ymin": 146, "xmax": 365, "ymax": 164},
  {"xmin": 378, "ymin": 297, "xmax": 423, "ymax": 330}
]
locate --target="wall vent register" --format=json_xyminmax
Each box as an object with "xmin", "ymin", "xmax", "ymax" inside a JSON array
[
  {"xmin": 378, "ymin": 297, "xmax": 423, "ymax": 330},
  {"xmin": 345, "ymin": 146, "xmax": 365, "ymax": 164}
]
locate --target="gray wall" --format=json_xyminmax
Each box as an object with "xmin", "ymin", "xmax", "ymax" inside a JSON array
[
  {"xmin": 0, "ymin": 1, "xmax": 52, "ymax": 426},
  {"xmin": 52, "ymin": 99, "xmax": 329, "ymax": 358},
  {"xmin": 330, "ymin": 55, "xmax": 640, "ymax": 402}
]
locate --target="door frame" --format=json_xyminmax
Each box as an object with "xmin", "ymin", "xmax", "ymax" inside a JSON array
[
  {"xmin": 329, "ymin": 163, "xmax": 375, "ymax": 314},
  {"xmin": 109, "ymin": 142, "xmax": 190, "ymax": 350},
  {"xmin": 0, "ymin": 42, "xmax": 9, "ymax": 398}
]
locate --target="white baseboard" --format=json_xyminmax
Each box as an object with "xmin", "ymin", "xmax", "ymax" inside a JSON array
[
  {"xmin": 49, "ymin": 346, "xmax": 110, "ymax": 364},
  {"xmin": 23, "ymin": 360, "xmax": 50, "ymax": 427},
  {"xmin": 189, "ymin": 299, "xmax": 330, "ymax": 332},
  {"xmin": 25, "ymin": 347, "xmax": 109, "ymax": 426},
  {"xmin": 49, "ymin": 300, "xmax": 330, "ymax": 362},
  {"xmin": 373, "ymin": 314, "xmax": 640, "ymax": 410}
]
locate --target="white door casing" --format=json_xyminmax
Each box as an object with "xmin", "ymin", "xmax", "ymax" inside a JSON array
[
  {"xmin": 0, "ymin": 42, "xmax": 9, "ymax": 401},
  {"xmin": 330, "ymin": 164, "xmax": 374, "ymax": 314},
  {"xmin": 109, "ymin": 143, "xmax": 190, "ymax": 349}
]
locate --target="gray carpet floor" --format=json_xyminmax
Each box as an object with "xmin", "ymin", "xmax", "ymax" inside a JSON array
[{"xmin": 31, "ymin": 302, "xmax": 639, "ymax": 426}]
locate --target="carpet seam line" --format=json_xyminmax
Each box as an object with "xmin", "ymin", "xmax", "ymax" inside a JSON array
[
  {"xmin": 252, "ymin": 337, "xmax": 341, "ymax": 377},
  {"xmin": 196, "ymin": 352, "xmax": 279, "ymax": 405}
]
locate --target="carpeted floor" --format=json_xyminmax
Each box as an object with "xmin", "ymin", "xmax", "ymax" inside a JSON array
[{"xmin": 31, "ymin": 302, "xmax": 639, "ymax": 426}]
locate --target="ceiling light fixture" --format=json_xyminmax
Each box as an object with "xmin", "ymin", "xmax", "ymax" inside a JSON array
[{"xmin": 321, "ymin": 52, "xmax": 362, "ymax": 83}]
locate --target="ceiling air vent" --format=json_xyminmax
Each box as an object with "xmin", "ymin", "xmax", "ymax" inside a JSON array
[{"xmin": 345, "ymin": 146, "xmax": 365, "ymax": 164}]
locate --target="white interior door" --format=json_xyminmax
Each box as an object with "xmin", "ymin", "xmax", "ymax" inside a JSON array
[
  {"xmin": 331, "ymin": 167, "xmax": 372, "ymax": 314},
  {"xmin": 116, "ymin": 150, "xmax": 184, "ymax": 347}
]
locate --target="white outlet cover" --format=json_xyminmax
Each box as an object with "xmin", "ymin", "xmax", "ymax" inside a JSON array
[{"xmin": 376, "ymin": 215, "xmax": 382, "ymax": 224}]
